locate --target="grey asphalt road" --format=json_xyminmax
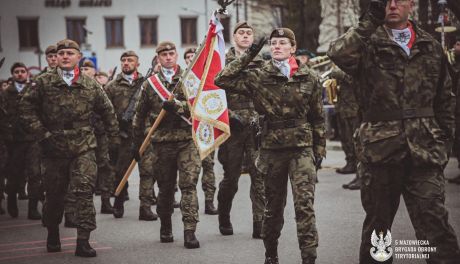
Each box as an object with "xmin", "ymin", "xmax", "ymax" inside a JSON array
[{"xmin": 0, "ymin": 141, "xmax": 459, "ymax": 264}]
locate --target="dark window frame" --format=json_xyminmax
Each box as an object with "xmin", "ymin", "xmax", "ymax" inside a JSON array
[
  {"xmin": 139, "ymin": 16, "xmax": 158, "ymax": 47},
  {"xmin": 104, "ymin": 16, "xmax": 124, "ymax": 48},
  {"xmin": 17, "ymin": 16, "xmax": 40, "ymax": 51},
  {"xmin": 180, "ymin": 16, "xmax": 198, "ymax": 46},
  {"xmin": 65, "ymin": 17, "xmax": 86, "ymax": 44}
]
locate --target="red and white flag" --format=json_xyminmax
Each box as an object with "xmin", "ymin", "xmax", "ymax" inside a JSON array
[{"xmin": 180, "ymin": 13, "xmax": 230, "ymax": 160}]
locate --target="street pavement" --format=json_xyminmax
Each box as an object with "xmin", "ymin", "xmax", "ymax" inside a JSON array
[{"xmin": 0, "ymin": 141, "xmax": 459, "ymax": 264}]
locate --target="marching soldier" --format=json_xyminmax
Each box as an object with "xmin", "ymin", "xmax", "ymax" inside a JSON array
[
  {"xmin": 42, "ymin": 45, "xmax": 58, "ymax": 74},
  {"xmin": 81, "ymin": 59, "xmax": 96, "ymax": 79},
  {"xmin": 184, "ymin": 47, "xmax": 218, "ymax": 215},
  {"xmin": 105, "ymin": 50, "xmax": 157, "ymax": 221},
  {"xmin": 216, "ymin": 21, "xmax": 266, "ymax": 238},
  {"xmin": 215, "ymin": 28, "xmax": 326, "ymax": 264},
  {"xmin": 328, "ymin": 0, "xmax": 460, "ymax": 263},
  {"xmin": 132, "ymin": 41, "xmax": 201, "ymax": 249},
  {"xmin": 3, "ymin": 62, "xmax": 42, "ymax": 219},
  {"xmin": 95, "ymin": 71, "xmax": 109, "ymax": 87},
  {"xmin": 19, "ymin": 39, "xmax": 119, "ymax": 257}
]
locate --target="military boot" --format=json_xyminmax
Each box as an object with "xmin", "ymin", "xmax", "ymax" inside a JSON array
[
  {"xmin": 139, "ymin": 206, "xmax": 158, "ymax": 221},
  {"xmin": 347, "ymin": 178, "xmax": 362, "ymax": 190},
  {"xmin": 75, "ymin": 239, "xmax": 96, "ymax": 257},
  {"xmin": 336, "ymin": 162, "xmax": 356, "ymax": 174},
  {"xmin": 252, "ymin": 221, "xmax": 263, "ymax": 239},
  {"xmin": 28, "ymin": 198, "xmax": 42, "ymax": 220},
  {"xmin": 301, "ymin": 257, "xmax": 316, "ymax": 264},
  {"xmin": 47, "ymin": 226, "xmax": 61, "ymax": 252},
  {"xmin": 7, "ymin": 193, "xmax": 18, "ymax": 218},
  {"xmin": 184, "ymin": 230, "xmax": 200, "ymax": 249},
  {"xmin": 100, "ymin": 197, "xmax": 114, "ymax": 214},
  {"xmin": 160, "ymin": 217, "xmax": 173, "ymax": 243},
  {"xmin": 264, "ymin": 256, "xmax": 279, "ymax": 264},
  {"xmin": 112, "ymin": 196, "xmax": 124, "ymax": 218},
  {"xmin": 342, "ymin": 177, "xmax": 358, "ymax": 189},
  {"xmin": 204, "ymin": 200, "xmax": 218, "ymax": 215},
  {"xmin": 218, "ymin": 213, "xmax": 233, "ymax": 235}
]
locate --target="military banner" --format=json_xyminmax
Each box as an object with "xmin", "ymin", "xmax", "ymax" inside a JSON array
[{"xmin": 180, "ymin": 13, "xmax": 230, "ymax": 160}]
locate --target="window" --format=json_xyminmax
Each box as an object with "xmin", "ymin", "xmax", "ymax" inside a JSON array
[
  {"xmin": 139, "ymin": 17, "xmax": 158, "ymax": 46},
  {"xmin": 17, "ymin": 17, "xmax": 39, "ymax": 49},
  {"xmin": 180, "ymin": 17, "xmax": 197, "ymax": 45},
  {"xmin": 220, "ymin": 17, "xmax": 231, "ymax": 43},
  {"xmin": 105, "ymin": 17, "xmax": 124, "ymax": 47},
  {"xmin": 66, "ymin": 18, "xmax": 86, "ymax": 44}
]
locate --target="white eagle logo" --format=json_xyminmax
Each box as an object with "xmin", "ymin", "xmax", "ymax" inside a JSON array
[{"xmin": 370, "ymin": 230, "xmax": 393, "ymax": 262}]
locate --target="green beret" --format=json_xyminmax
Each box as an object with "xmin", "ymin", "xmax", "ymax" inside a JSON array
[
  {"xmin": 56, "ymin": 39, "xmax": 80, "ymax": 52},
  {"xmin": 120, "ymin": 50, "xmax": 139, "ymax": 60},
  {"xmin": 82, "ymin": 59, "xmax": 95, "ymax": 68},
  {"xmin": 45, "ymin": 45, "xmax": 57, "ymax": 55},
  {"xmin": 183, "ymin": 47, "xmax": 197, "ymax": 59},
  {"xmin": 233, "ymin": 21, "xmax": 253, "ymax": 34},
  {"xmin": 96, "ymin": 71, "xmax": 108, "ymax": 78},
  {"xmin": 270, "ymin": 28, "xmax": 296, "ymax": 46},
  {"xmin": 156, "ymin": 41, "xmax": 176, "ymax": 54}
]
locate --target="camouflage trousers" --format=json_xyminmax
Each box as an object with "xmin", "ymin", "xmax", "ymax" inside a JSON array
[
  {"xmin": 217, "ymin": 128, "xmax": 265, "ymax": 222},
  {"xmin": 42, "ymin": 150, "xmax": 97, "ymax": 239},
  {"xmin": 139, "ymin": 144, "xmax": 157, "ymax": 208},
  {"xmin": 152, "ymin": 140, "xmax": 201, "ymax": 231},
  {"xmin": 337, "ymin": 113, "xmax": 359, "ymax": 165},
  {"xmin": 0, "ymin": 140, "xmax": 7, "ymax": 198},
  {"xmin": 201, "ymin": 151, "xmax": 216, "ymax": 202},
  {"xmin": 4, "ymin": 141, "xmax": 42, "ymax": 198},
  {"xmin": 359, "ymin": 159, "xmax": 460, "ymax": 264},
  {"xmin": 257, "ymin": 147, "xmax": 318, "ymax": 260}
]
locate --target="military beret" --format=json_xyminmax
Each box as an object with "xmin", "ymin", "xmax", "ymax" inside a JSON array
[
  {"xmin": 10, "ymin": 62, "xmax": 27, "ymax": 74},
  {"xmin": 56, "ymin": 39, "xmax": 80, "ymax": 52},
  {"xmin": 295, "ymin": 49, "xmax": 315, "ymax": 58},
  {"xmin": 233, "ymin": 21, "xmax": 253, "ymax": 34},
  {"xmin": 82, "ymin": 59, "xmax": 95, "ymax": 68},
  {"xmin": 183, "ymin": 47, "xmax": 197, "ymax": 59},
  {"xmin": 156, "ymin": 41, "xmax": 176, "ymax": 54},
  {"xmin": 96, "ymin": 71, "xmax": 108, "ymax": 78},
  {"xmin": 45, "ymin": 45, "xmax": 57, "ymax": 55},
  {"xmin": 120, "ymin": 50, "xmax": 139, "ymax": 60},
  {"xmin": 270, "ymin": 28, "xmax": 296, "ymax": 46}
]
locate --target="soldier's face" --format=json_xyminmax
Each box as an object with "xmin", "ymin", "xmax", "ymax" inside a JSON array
[
  {"xmin": 233, "ymin": 28, "xmax": 254, "ymax": 50},
  {"xmin": 95, "ymin": 75, "xmax": 108, "ymax": 85},
  {"xmin": 185, "ymin": 53, "xmax": 194, "ymax": 65},
  {"xmin": 121, "ymin": 56, "xmax": 139, "ymax": 75},
  {"xmin": 12, "ymin": 67, "xmax": 28, "ymax": 83},
  {"xmin": 158, "ymin": 50, "xmax": 178, "ymax": 69},
  {"xmin": 57, "ymin": 49, "xmax": 82, "ymax": 71},
  {"xmin": 46, "ymin": 53, "xmax": 58, "ymax": 68},
  {"xmin": 81, "ymin": 67, "xmax": 96, "ymax": 78},
  {"xmin": 385, "ymin": 0, "xmax": 414, "ymax": 29},
  {"xmin": 270, "ymin": 37, "xmax": 295, "ymax": 61}
]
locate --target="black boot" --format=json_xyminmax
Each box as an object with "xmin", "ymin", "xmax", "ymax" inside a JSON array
[
  {"xmin": 160, "ymin": 217, "xmax": 173, "ymax": 243},
  {"xmin": 139, "ymin": 206, "xmax": 158, "ymax": 221},
  {"xmin": 28, "ymin": 198, "xmax": 42, "ymax": 220},
  {"xmin": 100, "ymin": 197, "xmax": 114, "ymax": 214},
  {"xmin": 218, "ymin": 213, "xmax": 233, "ymax": 235},
  {"xmin": 75, "ymin": 239, "xmax": 97, "ymax": 257},
  {"xmin": 18, "ymin": 188, "xmax": 28, "ymax": 200},
  {"xmin": 264, "ymin": 256, "xmax": 279, "ymax": 264},
  {"xmin": 252, "ymin": 221, "xmax": 262, "ymax": 239},
  {"xmin": 336, "ymin": 162, "xmax": 356, "ymax": 174},
  {"xmin": 64, "ymin": 213, "xmax": 77, "ymax": 228},
  {"xmin": 347, "ymin": 178, "xmax": 362, "ymax": 190},
  {"xmin": 302, "ymin": 257, "xmax": 316, "ymax": 264},
  {"xmin": 7, "ymin": 193, "xmax": 18, "ymax": 218},
  {"xmin": 47, "ymin": 227, "xmax": 61, "ymax": 252},
  {"xmin": 184, "ymin": 230, "xmax": 200, "ymax": 249},
  {"xmin": 204, "ymin": 200, "xmax": 218, "ymax": 215},
  {"xmin": 113, "ymin": 196, "xmax": 124, "ymax": 218}
]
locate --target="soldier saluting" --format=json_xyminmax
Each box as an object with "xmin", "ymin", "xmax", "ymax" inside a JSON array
[
  {"xmin": 19, "ymin": 39, "xmax": 119, "ymax": 257},
  {"xmin": 215, "ymin": 28, "xmax": 326, "ymax": 264},
  {"xmin": 328, "ymin": 0, "xmax": 460, "ymax": 263}
]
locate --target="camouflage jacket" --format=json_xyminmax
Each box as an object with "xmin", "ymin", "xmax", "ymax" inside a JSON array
[
  {"xmin": 105, "ymin": 72, "xmax": 144, "ymax": 137},
  {"xmin": 19, "ymin": 68, "xmax": 119, "ymax": 158},
  {"xmin": 132, "ymin": 66, "xmax": 191, "ymax": 144},
  {"xmin": 215, "ymin": 54, "xmax": 326, "ymax": 156},
  {"xmin": 3, "ymin": 83, "xmax": 36, "ymax": 142},
  {"xmin": 327, "ymin": 13, "xmax": 455, "ymax": 166},
  {"xmin": 329, "ymin": 68, "xmax": 359, "ymax": 118},
  {"xmin": 224, "ymin": 47, "xmax": 264, "ymax": 127}
]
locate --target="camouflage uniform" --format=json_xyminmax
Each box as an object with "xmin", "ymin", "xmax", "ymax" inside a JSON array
[
  {"xmin": 215, "ymin": 52, "xmax": 326, "ymax": 260},
  {"xmin": 3, "ymin": 83, "xmax": 41, "ymax": 204},
  {"xmin": 217, "ymin": 47, "xmax": 265, "ymax": 225},
  {"xmin": 330, "ymin": 68, "xmax": 360, "ymax": 172},
  {"xmin": 328, "ymin": 12, "xmax": 460, "ymax": 263},
  {"xmin": 19, "ymin": 67, "xmax": 119, "ymax": 239},
  {"xmin": 133, "ymin": 66, "xmax": 201, "ymax": 231}
]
